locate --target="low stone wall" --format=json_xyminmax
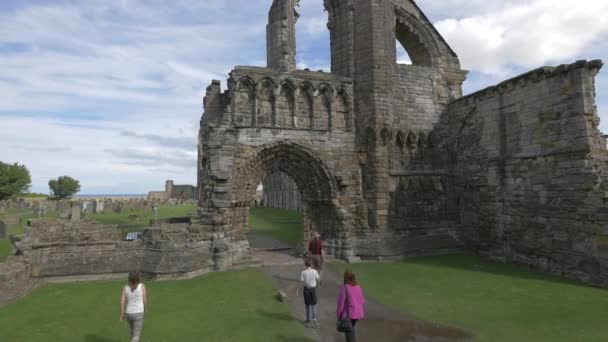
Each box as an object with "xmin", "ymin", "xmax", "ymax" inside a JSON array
[
  {"xmin": 0, "ymin": 259, "xmax": 38, "ymax": 308},
  {"xmin": 0, "ymin": 217, "xmax": 257, "ymax": 307}
]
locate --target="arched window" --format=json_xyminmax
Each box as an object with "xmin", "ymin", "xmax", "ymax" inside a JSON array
[
  {"xmin": 295, "ymin": 1, "xmax": 331, "ymax": 71},
  {"xmin": 395, "ymin": 18, "xmax": 432, "ymax": 67}
]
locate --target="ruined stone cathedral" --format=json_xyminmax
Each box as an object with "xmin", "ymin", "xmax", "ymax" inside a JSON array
[{"xmin": 199, "ymin": 0, "xmax": 608, "ymax": 285}]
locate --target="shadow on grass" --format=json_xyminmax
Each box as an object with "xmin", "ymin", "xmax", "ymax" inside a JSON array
[
  {"xmin": 400, "ymin": 254, "xmax": 587, "ymax": 287},
  {"xmin": 275, "ymin": 336, "xmax": 315, "ymax": 342},
  {"xmin": 257, "ymin": 309, "xmax": 295, "ymax": 322},
  {"xmin": 84, "ymin": 335, "xmax": 120, "ymax": 342}
]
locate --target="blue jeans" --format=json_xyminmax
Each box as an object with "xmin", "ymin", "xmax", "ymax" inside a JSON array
[{"xmin": 306, "ymin": 304, "xmax": 317, "ymax": 322}]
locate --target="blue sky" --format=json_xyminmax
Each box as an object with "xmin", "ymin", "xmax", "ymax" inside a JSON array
[{"xmin": 0, "ymin": 0, "xmax": 606, "ymax": 194}]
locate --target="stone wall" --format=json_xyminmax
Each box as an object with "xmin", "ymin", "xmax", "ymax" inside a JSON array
[
  {"xmin": 147, "ymin": 180, "xmax": 197, "ymax": 201},
  {"xmin": 0, "ymin": 260, "xmax": 36, "ymax": 307},
  {"xmin": 13, "ymin": 219, "xmax": 217, "ymax": 279},
  {"xmin": 0, "ymin": 215, "xmax": 257, "ymax": 306},
  {"xmin": 443, "ymin": 60, "xmax": 608, "ymax": 286}
]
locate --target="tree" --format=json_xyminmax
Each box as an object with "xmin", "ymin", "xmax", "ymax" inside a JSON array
[
  {"xmin": 0, "ymin": 162, "xmax": 32, "ymax": 200},
  {"xmin": 49, "ymin": 176, "xmax": 81, "ymax": 199}
]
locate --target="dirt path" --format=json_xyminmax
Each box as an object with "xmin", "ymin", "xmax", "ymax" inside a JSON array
[{"xmin": 251, "ymin": 237, "xmax": 472, "ymax": 342}]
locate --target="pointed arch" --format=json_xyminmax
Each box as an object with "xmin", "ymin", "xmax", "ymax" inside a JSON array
[
  {"xmin": 334, "ymin": 86, "xmax": 351, "ymax": 131},
  {"xmin": 394, "ymin": 9, "xmax": 439, "ymax": 67},
  {"xmin": 296, "ymin": 82, "xmax": 314, "ymax": 129},
  {"xmin": 233, "ymin": 77, "xmax": 256, "ymax": 126},
  {"xmin": 418, "ymin": 131, "xmax": 427, "ymax": 147},
  {"xmin": 278, "ymin": 79, "xmax": 296, "ymax": 127},
  {"xmin": 396, "ymin": 130, "xmax": 406, "ymax": 150},
  {"xmin": 315, "ymin": 83, "xmax": 332, "ymax": 130},
  {"xmin": 406, "ymin": 131, "xmax": 417, "ymax": 149},
  {"xmin": 256, "ymin": 78, "xmax": 276, "ymax": 127}
]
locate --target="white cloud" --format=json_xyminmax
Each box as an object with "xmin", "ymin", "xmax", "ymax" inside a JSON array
[
  {"xmin": 1, "ymin": 0, "xmax": 606, "ymax": 193},
  {"xmin": 433, "ymin": 0, "xmax": 608, "ymax": 74}
]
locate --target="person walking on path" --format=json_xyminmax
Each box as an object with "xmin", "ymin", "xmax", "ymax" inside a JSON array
[
  {"xmin": 308, "ymin": 232, "xmax": 325, "ymax": 272},
  {"xmin": 120, "ymin": 271, "xmax": 148, "ymax": 342},
  {"xmin": 298, "ymin": 260, "xmax": 321, "ymax": 328},
  {"xmin": 336, "ymin": 270, "xmax": 365, "ymax": 342}
]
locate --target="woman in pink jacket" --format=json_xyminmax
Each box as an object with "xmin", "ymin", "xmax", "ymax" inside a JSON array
[{"xmin": 336, "ymin": 270, "xmax": 365, "ymax": 342}]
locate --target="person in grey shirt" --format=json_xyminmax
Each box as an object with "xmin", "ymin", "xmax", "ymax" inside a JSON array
[{"xmin": 297, "ymin": 260, "xmax": 321, "ymax": 327}]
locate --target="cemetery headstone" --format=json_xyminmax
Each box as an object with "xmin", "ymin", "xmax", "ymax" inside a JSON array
[
  {"xmin": 96, "ymin": 200, "xmax": 104, "ymax": 213},
  {"xmin": 113, "ymin": 204, "xmax": 123, "ymax": 214},
  {"xmin": 46, "ymin": 200, "xmax": 57, "ymax": 213},
  {"xmin": 71, "ymin": 204, "xmax": 81, "ymax": 222},
  {"xmin": 58, "ymin": 200, "xmax": 71, "ymax": 219}
]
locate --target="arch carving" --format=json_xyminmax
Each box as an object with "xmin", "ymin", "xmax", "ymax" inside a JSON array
[
  {"xmin": 296, "ymin": 82, "xmax": 315, "ymax": 129},
  {"xmin": 278, "ymin": 80, "xmax": 296, "ymax": 127},
  {"xmin": 232, "ymin": 77, "xmax": 256, "ymax": 126},
  {"xmin": 256, "ymin": 79, "xmax": 276, "ymax": 127},
  {"xmin": 232, "ymin": 141, "xmax": 337, "ymax": 202},
  {"xmin": 315, "ymin": 83, "xmax": 333, "ymax": 130},
  {"xmin": 394, "ymin": 8, "xmax": 444, "ymax": 67}
]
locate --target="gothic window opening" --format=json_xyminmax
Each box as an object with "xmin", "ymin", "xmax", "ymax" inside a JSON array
[
  {"xmin": 395, "ymin": 18, "xmax": 432, "ymax": 67},
  {"xmin": 295, "ymin": 0, "xmax": 331, "ymax": 71}
]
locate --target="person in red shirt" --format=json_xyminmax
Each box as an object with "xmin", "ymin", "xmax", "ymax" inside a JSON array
[{"xmin": 308, "ymin": 232, "xmax": 324, "ymax": 272}]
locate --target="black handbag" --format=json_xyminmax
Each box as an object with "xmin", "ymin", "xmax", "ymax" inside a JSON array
[{"xmin": 336, "ymin": 285, "xmax": 353, "ymax": 333}]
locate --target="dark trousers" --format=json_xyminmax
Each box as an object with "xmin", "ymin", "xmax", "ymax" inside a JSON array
[{"xmin": 345, "ymin": 319, "xmax": 358, "ymax": 342}]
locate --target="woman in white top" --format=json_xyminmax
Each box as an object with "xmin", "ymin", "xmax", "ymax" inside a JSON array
[{"xmin": 120, "ymin": 271, "xmax": 147, "ymax": 342}]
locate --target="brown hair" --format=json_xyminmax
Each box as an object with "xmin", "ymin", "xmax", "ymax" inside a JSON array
[
  {"xmin": 128, "ymin": 271, "xmax": 141, "ymax": 291},
  {"xmin": 343, "ymin": 270, "xmax": 357, "ymax": 286}
]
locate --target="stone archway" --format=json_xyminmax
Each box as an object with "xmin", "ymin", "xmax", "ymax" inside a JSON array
[{"xmin": 227, "ymin": 141, "xmax": 344, "ymax": 254}]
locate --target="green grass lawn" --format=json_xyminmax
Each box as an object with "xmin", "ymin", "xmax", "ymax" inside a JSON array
[
  {"xmin": 0, "ymin": 269, "xmax": 311, "ymax": 342},
  {"xmin": 248, "ymin": 207, "xmax": 303, "ymax": 246},
  {"xmin": 332, "ymin": 254, "xmax": 608, "ymax": 342}
]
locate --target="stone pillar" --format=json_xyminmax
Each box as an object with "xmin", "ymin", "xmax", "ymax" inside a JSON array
[{"xmin": 267, "ymin": 0, "xmax": 297, "ymax": 72}]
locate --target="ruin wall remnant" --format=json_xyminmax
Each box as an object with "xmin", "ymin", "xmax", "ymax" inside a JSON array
[{"xmin": 443, "ymin": 60, "xmax": 608, "ymax": 285}]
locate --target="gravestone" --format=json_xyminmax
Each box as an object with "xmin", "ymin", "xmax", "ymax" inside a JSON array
[
  {"xmin": 57, "ymin": 200, "xmax": 71, "ymax": 219},
  {"xmin": 46, "ymin": 200, "xmax": 57, "ymax": 213},
  {"xmin": 70, "ymin": 204, "xmax": 81, "ymax": 222},
  {"xmin": 88, "ymin": 201, "xmax": 97, "ymax": 214},
  {"xmin": 96, "ymin": 200, "xmax": 104, "ymax": 213},
  {"xmin": 0, "ymin": 220, "xmax": 5, "ymax": 239},
  {"xmin": 113, "ymin": 204, "xmax": 123, "ymax": 214}
]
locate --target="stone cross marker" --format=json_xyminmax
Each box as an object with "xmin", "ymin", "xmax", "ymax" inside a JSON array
[{"xmin": 0, "ymin": 220, "xmax": 5, "ymax": 239}]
